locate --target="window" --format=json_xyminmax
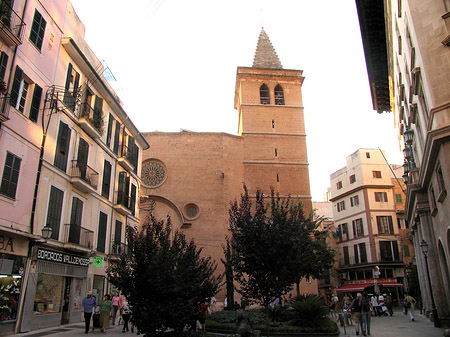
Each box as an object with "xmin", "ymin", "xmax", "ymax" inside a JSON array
[
  {"xmin": 354, "ymin": 244, "xmax": 360, "ymax": 264},
  {"xmin": 429, "ymin": 185, "xmax": 438, "ymax": 217},
  {"xmin": 272, "ymin": 119, "xmax": 275, "ymax": 128},
  {"xmin": 395, "ymin": 193, "xmax": 403, "ymax": 203},
  {"xmin": 0, "ymin": 52, "xmax": 8, "ymax": 80},
  {"xmin": 379, "ymin": 241, "xmax": 400, "ymax": 261},
  {"xmin": 130, "ymin": 184, "xmax": 136, "ymax": 216},
  {"xmin": 54, "ymin": 121, "xmax": 72, "ymax": 172},
  {"xmin": 375, "ymin": 192, "xmax": 388, "ymax": 202},
  {"xmin": 113, "ymin": 120, "xmax": 121, "ymax": 155},
  {"xmin": 117, "ymin": 171, "xmax": 130, "ymax": 207},
  {"xmin": 336, "ymin": 181, "xmax": 342, "ymax": 190},
  {"xmin": 260, "ymin": 84, "xmax": 270, "ymax": 104},
  {"xmin": 343, "ymin": 246, "xmax": 349, "ymax": 265},
  {"xmin": 114, "ymin": 220, "xmax": 122, "ymax": 245},
  {"xmin": 366, "ymin": 152, "xmax": 370, "ymax": 158},
  {"xmin": 276, "ymin": 173, "xmax": 279, "ymax": 183},
  {"xmin": 45, "ymin": 186, "xmax": 64, "ymax": 240},
  {"xmin": 274, "ymin": 84, "xmax": 284, "ymax": 105},
  {"xmin": 29, "ymin": 10, "xmax": 46, "ymax": 50},
  {"xmin": 372, "ymin": 171, "xmax": 382, "ymax": 178},
  {"xmin": 436, "ymin": 165, "xmax": 447, "ymax": 202},
  {"xmin": 403, "ymin": 245, "xmax": 410, "ymax": 257},
  {"xmin": 93, "ymin": 96, "xmax": 104, "ymax": 131},
  {"xmin": 341, "ymin": 223, "xmax": 348, "ymax": 240},
  {"xmin": 350, "ymin": 195, "xmax": 359, "ymax": 207},
  {"xmin": 101, "ymin": 160, "xmax": 112, "ymax": 199},
  {"xmin": 337, "ymin": 200, "xmax": 345, "ymax": 212},
  {"xmin": 97, "ymin": 212, "xmax": 107, "ymax": 253},
  {"xmin": 10, "ymin": 66, "xmax": 28, "ymax": 112},
  {"xmin": 274, "ymin": 148, "xmax": 277, "ymax": 157},
  {"xmin": 0, "ymin": 152, "xmax": 21, "ymax": 199},
  {"xmin": 352, "ymin": 218, "xmax": 364, "ymax": 237},
  {"xmin": 76, "ymin": 138, "xmax": 89, "ymax": 180},
  {"xmin": 359, "ymin": 243, "xmax": 367, "ymax": 263},
  {"xmin": 69, "ymin": 197, "xmax": 83, "ymax": 244},
  {"xmin": 63, "ymin": 63, "xmax": 80, "ymax": 111},
  {"xmin": 349, "ymin": 174, "xmax": 356, "ymax": 184},
  {"xmin": 29, "ymin": 84, "xmax": 42, "ymax": 123},
  {"xmin": 376, "ymin": 216, "xmax": 394, "ymax": 234},
  {"xmin": 106, "ymin": 113, "xmax": 114, "ymax": 147},
  {"xmin": 33, "ymin": 274, "xmax": 63, "ymax": 315}
]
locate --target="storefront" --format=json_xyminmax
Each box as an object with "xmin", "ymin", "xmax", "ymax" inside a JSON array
[
  {"xmin": 20, "ymin": 247, "xmax": 89, "ymax": 332},
  {"xmin": 0, "ymin": 230, "xmax": 29, "ymax": 334}
]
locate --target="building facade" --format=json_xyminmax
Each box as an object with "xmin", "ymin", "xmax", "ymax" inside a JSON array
[
  {"xmin": 0, "ymin": 0, "xmax": 148, "ymax": 332},
  {"xmin": 139, "ymin": 28, "xmax": 316, "ymax": 302},
  {"xmin": 356, "ymin": 0, "xmax": 450, "ymax": 324},
  {"xmin": 330, "ymin": 149, "xmax": 410, "ymax": 302}
]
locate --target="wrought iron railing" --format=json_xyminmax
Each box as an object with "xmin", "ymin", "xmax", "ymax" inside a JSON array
[
  {"xmin": 79, "ymin": 103, "xmax": 104, "ymax": 134},
  {"xmin": 111, "ymin": 242, "xmax": 130, "ymax": 257},
  {"xmin": 120, "ymin": 144, "xmax": 137, "ymax": 163},
  {"xmin": 0, "ymin": 1, "xmax": 26, "ymax": 43},
  {"xmin": 63, "ymin": 223, "xmax": 94, "ymax": 248},
  {"xmin": 116, "ymin": 191, "xmax": 130, "ymax": 209},
  {"xmin": 70, "ymin": 160, "xmax": 99, "ymax": 189}
]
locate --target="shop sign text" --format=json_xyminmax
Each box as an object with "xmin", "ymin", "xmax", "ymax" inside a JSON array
[{"xmin": 37, "ymin": 248, "xmax": 89, "ymax": 267}]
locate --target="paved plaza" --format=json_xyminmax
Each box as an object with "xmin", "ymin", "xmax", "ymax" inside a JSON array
[{"xmin": 8, "ymin": 308, "xmax": 448, "ymax": 337}]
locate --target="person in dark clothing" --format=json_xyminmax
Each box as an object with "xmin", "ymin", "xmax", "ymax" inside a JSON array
[
  {"xmin": 81, "ymin": 291, "xmax": 97, "ymax": 334},
  {"xmin": 351, "ymin": 293, "xmax": 363, "ymax": 335}
]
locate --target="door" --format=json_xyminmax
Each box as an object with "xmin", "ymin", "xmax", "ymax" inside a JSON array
[
  {"xmin": 61, "ymin": 277, "xmax": 72, "ymax": 324},
  {"xmin": 77, "ymin": 138, "xmax": 89, "ymax": 180},
  {"xmin": 69, "ymin": 197, "xmax": 83, "ymax": 244}
]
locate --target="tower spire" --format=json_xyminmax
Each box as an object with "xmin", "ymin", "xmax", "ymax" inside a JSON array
[{"xmin": 252, "ymin": 27, "xmax": 282, "ymax": 69}]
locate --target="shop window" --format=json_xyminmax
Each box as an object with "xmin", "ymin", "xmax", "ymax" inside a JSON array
[
  {"xmin": 34, "ymin": 274, "xmax": 63, "ymax": 314},
  {"xmin": 0, "ymin": 275, "xmax": 21, "ymax": 321}
]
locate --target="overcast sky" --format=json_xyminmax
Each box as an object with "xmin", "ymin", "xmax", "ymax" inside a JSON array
[{"xmin": 70, "ymin": 0, "xmax": 403, "ymax": 201}]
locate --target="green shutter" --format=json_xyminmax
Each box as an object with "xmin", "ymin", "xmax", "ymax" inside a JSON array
[
  {"xmin": 9, "ymin": 65, "xmax": 22, "ymax": 107},
  {"xmin": 29, "ymin": 84, "xmax": 42, "ymax": 123}
]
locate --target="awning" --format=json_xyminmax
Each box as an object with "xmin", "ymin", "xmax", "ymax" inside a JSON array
[
  {"xmin": 379, "ymin": 282, "xmax": 403, "ymax": 287},
  {"xmin": 336, "ymin": 283, "xmax": 373, "ymax": 292}
]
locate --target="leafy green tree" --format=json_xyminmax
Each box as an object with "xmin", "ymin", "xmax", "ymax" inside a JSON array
[
  {"xmin": 107, "ymin": 214, "xmax": 222, "ymax": 336},
  {"xmin": 221, "ymin": 237, "xmax": 235, "ymax": 310},
  {"xmin": 229, "ymin": 186, "xmax": 307, "ymax": 335}
]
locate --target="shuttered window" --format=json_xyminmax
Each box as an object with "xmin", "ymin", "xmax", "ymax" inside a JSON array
[
  {"xmin": 29, "ymin": 10, "xmax": 46, "ymax": 50},
  {"xmin": 9, "ymin": 65, "xmax": 23, "ymax": 107},
  {"xmin": 54, "ymin": 121, "xmax": 72, "ymax": 172},
  {"xmin": 46, "ymin": 186, "xmax": 64, "ymax": 240},
  {"xmin": 63, "ymin": 63, "xmax": 80, "ymax": 111},
  {"xmin": 69, "ymin": 197, "xmax": 83, "ymax": 244},
  {"xmin": 29, "ymin": 84, "xmax": 42, "ymax": 123},
  {"xmin": 113, "ymin": 120, "xmax": 120, "ymax": 155},
  {"xmin": 130, "ymin": 184, "xmax": 136, "ymax": 216},
  {"xmin": 0, "ymin": 152, "xmax": 21, "ymax": 199},
  {"xmin": 114, "ymin": 220, "xmax": 122, "ymax": 245},
  {"xmin": 97, "ymin": 212, "xmax": 108, "ymax": 253},
  {"xmin": 101, "ymin": 160, "xmax": 112, "ymax": 199},
  {"xmin": 0, "ymin": 52, "xmax": 9, "ymax": 80},
  {"xmin": 106, "ymin": 113, "xmax": 114, "ymax": 147},
  {"xmin": 76, "ymin": 138, "xmax": 89, "ymax": 179}
]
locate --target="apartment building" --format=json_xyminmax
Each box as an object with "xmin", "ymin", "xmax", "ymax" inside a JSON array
[
  {"xmin": 330, "ymin": 149, "xmax": 408, "ymax": 303},
  {"xmin": 356, "ymin": 0, "xmax": 450, "ymax": 325},
  {"xmin": 0, "ymin": 1, "xmax": 148, "ymax": 332}
]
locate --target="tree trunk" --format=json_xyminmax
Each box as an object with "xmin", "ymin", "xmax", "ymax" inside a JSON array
[{"xmin": 265, "ymin": 304, "xmax": 270, "ymax": 337}]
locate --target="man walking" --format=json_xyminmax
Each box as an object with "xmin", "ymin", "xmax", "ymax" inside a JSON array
[
  {"xmin": 351, "ymin": 293, "xmax": 363, "ymax": 335},
  {"xmin": 361, "ymin": 291, "xmax": 374, "ymax": 336},
  {"xmin": 404, "ymin": 293, "xmax": 417, "ymax": 321},
  {"xmin": 81, "ymin": 291, "xmax": 97, "ymax": 334}
]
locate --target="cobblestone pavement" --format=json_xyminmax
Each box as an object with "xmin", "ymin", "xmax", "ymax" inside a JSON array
[
  {"xmin": 9, "ymin": 308, "xmax": 449, "ymax": 337},
  {"xmin": 337, "ymin": 307, "xmax": 447, "ymax": 337}
]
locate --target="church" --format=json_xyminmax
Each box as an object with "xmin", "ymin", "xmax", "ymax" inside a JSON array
[{"xmin": 139, "ymin": 28, "xmax": 317, "ymax": 300}]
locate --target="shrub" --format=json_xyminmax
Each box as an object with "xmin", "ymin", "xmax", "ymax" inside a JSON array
[{"xmin": 290, "ymin": 294, "xmax": 330, "ymax": 328}]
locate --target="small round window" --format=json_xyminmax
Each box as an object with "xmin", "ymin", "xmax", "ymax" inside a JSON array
[{"xmin": 183, "ymin": 203, "xmax": 199, "ymax": 220}]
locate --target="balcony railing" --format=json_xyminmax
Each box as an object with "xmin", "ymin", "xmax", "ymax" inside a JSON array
[
  {"xmin": 339, "ymin": 256, "xmax": 369, "ymax": 267},
  {"xmin": 63, "ymin": 223, "xmax": 94, "ymax": 249},
  {"xmin": 79, "ymin": 103, "xmax": 104, "ymax": 135},
  {"xmin": 111, "ymin": 242, "xmax": 130, "ymax": 257},
  {"xmin": 118, "ymin": 145, "xmax": 136, "ymax": 171},
  {"xmin": 0, "ymin": 94, "xmax": 10, "ymax": 122},
  {"xmin": 0, "ymin": 1, "xmax": 26, "ymax": 46},
  {"xmin": 70, "ymin": 160, "xmax": 99, "ymax": 191}
]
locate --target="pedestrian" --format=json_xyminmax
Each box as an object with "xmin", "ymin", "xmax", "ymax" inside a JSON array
[
  {"xmin": 351, "ymin": 293, "xmax": 363, "ymax": 335},
  {"xmin": 198, "ymin": 298, "xmax": 209, "ymax": 331},
  {"xmin": 99, "ymin": 294, "xmax": 113, "ymax": 333},
  {"xmin": 361, "ymin": 291, "xmax": 374, "ymax": 336},
  {"xmin": 342, "ymin": 293, "xmax": 352, "ymax": 310},
  {"xmin": 403, "ymin": 293, "xmax": 417, "ymax": 321},
  {"xmin": 210, "ymin": 296, "xmax": 216, "ymax": 313},
  {"xmin": 81, "ymin": 291, "xmax": 97, "ymax": 334},
  {"xmin": 370, "ymin": 294, "xmax": 379, "ymax": 317},
  {"xmin": 385, "ymin": 294, "xmax": 393, "ymax": 316},
  {"xmin": 121, "ymin": 300, "xmax": 132, "ymax": 333},
  {"xmin": 112, "ymin": 292, "xmax": 120, "ymax": 325}
]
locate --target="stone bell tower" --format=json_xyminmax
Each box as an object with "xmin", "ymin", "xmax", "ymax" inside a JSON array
[{"xmin": 234, "ymin": 27, "xmax": 312, "ymax": 209}]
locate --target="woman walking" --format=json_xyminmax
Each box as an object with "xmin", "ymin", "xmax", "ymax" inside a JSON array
[
  {"xmin": 99, "ymin": 294, "xmax": 113, "ymax": 333},
  {"xmin": 112, "ymin": 292, "xmax": 120, "ymax": 325}
]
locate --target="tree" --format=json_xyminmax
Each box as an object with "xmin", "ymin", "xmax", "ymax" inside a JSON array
[
  {"xmin": 107, "ymin": 214, "xmax": 222, "ymax": 336},
  {"xmin": 221, "ymin": 237, "xmax": 235, "ymax": 310},
  {"xmin": 228, "ymin": 186, "xmax": 305, "ymax": 335}
]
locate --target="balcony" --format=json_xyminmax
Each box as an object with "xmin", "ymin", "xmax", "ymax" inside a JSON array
[
  {"xmin": 114, "ymin": 191, "xmax": 132, "ymax": 216},
  {"xmin": 63, "ymin": 223, "xmax": 94, "ymax": 249},
  {"xmin": 118, "ymin": 145, "xmax": 135, "ymax": 171},
  {"xmin": 339, "ymin": 256, "xmax": 369, "ymax": 268},
  {"xmin": 110, "ymin": 242, "xmax": 130, "ymax": 257},
  {"xmin": 0, "ymin": 94, "xmax": 10, "ymax": 122},
  {"xmin": 0, "ymin": 2, "xmax": 25, "ymax": 46},
  {"xmin": 69, "ymin": 160, "xmax": 99, "ymax": 193},
  {"xmin": 78, "ymin": 103, "xmax": 104, "ymax": 139}
]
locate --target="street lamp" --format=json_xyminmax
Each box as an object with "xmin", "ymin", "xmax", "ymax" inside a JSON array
[
  {"xmin": 42, "ymin": 224, "xmax": 53, "ymax": 239},
  {"xmin": 420, "ymin": 239, "xmax": 440, "ymax": 327}
]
